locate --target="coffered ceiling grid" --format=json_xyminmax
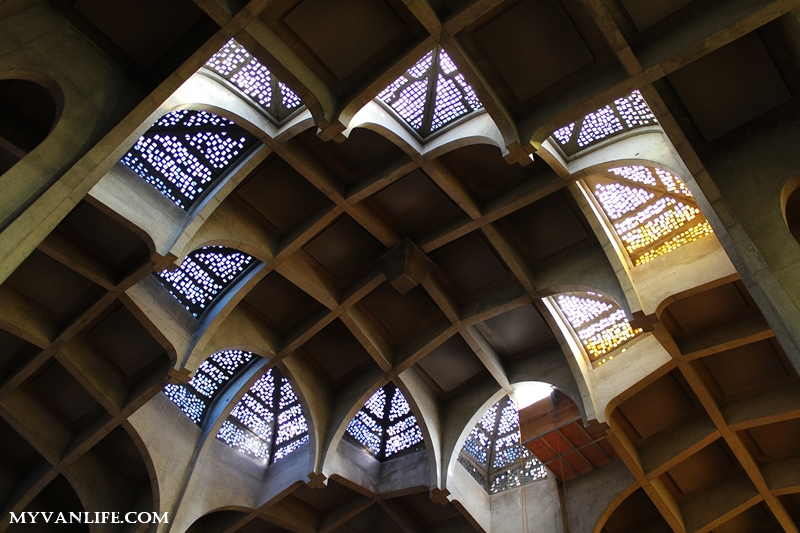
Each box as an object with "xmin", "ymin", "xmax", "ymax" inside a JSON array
[{"xmin": 3, "ymin": 0, "xmax": 800, "ymax": 531}]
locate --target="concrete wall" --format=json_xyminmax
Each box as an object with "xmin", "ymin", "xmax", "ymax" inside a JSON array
[
  {"xmin": 490, "ymin": 476, "xmax": 562, "ymax": 533},
  {"xmin": 564, "ymin": 460, "xmax": 635, "ymax": 533}
]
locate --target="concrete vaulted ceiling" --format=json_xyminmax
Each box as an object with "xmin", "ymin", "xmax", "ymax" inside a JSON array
[{"xmin": 3, "ymin": 1, "xmax": 800, "ymax": 533}]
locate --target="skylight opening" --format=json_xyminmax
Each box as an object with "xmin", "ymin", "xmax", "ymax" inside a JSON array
[
  {"xmin": 552, "ymin": 90, "xmax": 657, "ymax": 156},
  {"xmin": 586, "ymin": 165, "xmax": 713, "ymax": 266},
  {"xmin": 377, "ymin": 47, "xmax": 483, "ymax": 139},
  {"xmin": 156, "ymin": 246, "xmax": 256, "ymax": 318},
  {"xmin": 458, "ymin": 396, "xmax": 547, "ymax": 494},
  {"xmin": 554, "ymin": 292, "xmax": 641, "ymax": 365},
  {"xmin": 344, "ymin": 383, "xmax": 424, "ymax": 461},
  {"xmin": 217, "ymin": 367, "xmax": 310, "ymax": 463},
  {"xmin": 121, "ymin": 109, "xmax": 257, "ymax": 210},
  {"xmin": 164, "ymin": 349, "xmax": 254, "ymax": 423},
  {"xmin": 204, "ymin": 39, "xmax": 304, "ymax": 124}
]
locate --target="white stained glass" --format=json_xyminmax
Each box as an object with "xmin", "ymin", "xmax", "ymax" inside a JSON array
[
  {"xmin": 164, "ymin": 349, "xmax": 254, "ymax": 424},
  {"xmin": 205, "ymin": 39, "xmax": 304, "ymax": 121},
  {"xmin": 157, "ymin": 246, "xmax": 254, "ymax": 317},
  {"xmin": 552, "ymin": 90, "xmax": 657, "ymax": 154},
  {"xmin": 594, "ymin": 165, "xmax": 712, "ymax": 265},
  {"xmin": 216, "ymin": 368, "xmax": 310, "ymax": 463},
  {"xmin": 557, "ymin": 294, "xmax": 613, "ymax": 329},
  {"xmin": 555, "ymin": 292, "xmax": 641, "ymax": 360},
  {"xmin": 377, "ymin": 48, "xmax": 482, "ymax": 137},
  {"xmin": 345, "ymin": 384, "xmax": 424, "ymax": 460},
  {"xmin": 459, "ymin": 396, "xmax": 548, "ymax": 494},
  {"xmin": 121, "ymin": 110, "xmax": 253, "ymax": 209}
]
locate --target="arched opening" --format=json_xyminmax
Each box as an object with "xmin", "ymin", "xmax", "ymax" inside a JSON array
[
  {"xmin": 0, "ymin": 78, "xmax": 59, "ymax": 175},
  {"xmin": 784, "ymin": 179, "xmax": 800, "ymax": 243}
]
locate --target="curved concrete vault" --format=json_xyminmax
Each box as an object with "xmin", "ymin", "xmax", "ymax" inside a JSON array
[{"xmin": 3, "ymin": 2, "xmax": 800, "ymax": 533}]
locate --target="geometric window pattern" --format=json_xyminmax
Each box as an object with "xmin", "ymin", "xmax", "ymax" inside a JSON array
[
  {"xmin": 204, "ymin": 39, "xmax": 304, "ymax": 125},
  {"xmin": 377, "ymin": 47, "xmax": 482, "ymax": 139},
  {"xmin": 586, "ymin": 165, "xmax": 714, "ymax": 266},
  {"xmin": 459, "ymin": 396, "xmax": 547, "ymax": 494},
  {"xmin": 156, "ymin": 246, "xmax": 256, "ymax": 318},
  {"xmin": 344, "ymin": 383, "xmax": 425, "ymax": 461},
  {"xmin": 216, "ymin": 367, "xmax": 310, "ymax": 463},
  {"xmin": 163, "ymin": 349, "xmax": 254, "ymax": 424},
  {"xmin": 555, "ymin": 292, "xmax": 642, "ymax": 364},
  {"xmin": 552, "ymin": 90, "xmax": 657, "ymax": 156},
  {"xmin": 121, "ymin": 109, "xmax": 257, "ymax": 209}
]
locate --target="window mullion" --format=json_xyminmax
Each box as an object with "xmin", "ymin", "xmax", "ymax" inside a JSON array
[{"xmin": 419, "ymin": 48, "xmax": 440, "ymax": 138}]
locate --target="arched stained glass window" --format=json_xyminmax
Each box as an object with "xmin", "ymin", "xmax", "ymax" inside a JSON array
[
  {"xmin": 164, "ymin": 349, "xmax": 254, "ymax": 423},
  {"xmin": 458, "ymin": 396, "xmax": 547, "ymax": 494},
  {"xmin": 553, "ymin": 292, "xmax": 641, "ymax": 365},
  {"xmin": 377, "ymin": 47, "xmax": 482, "ymax": 139},
  {"xmin": 204, "ymin": 39, "xmax": 304, "ymax": 125},
  {"xmin": 552, "ymin": 90, "xmax": 657, "ymax": 156},
  {"xmin": 121, "ymin": 109, "xmax": 257, "ymax": 209},
  {"xmin": 157, "ymin": 246, "xmax": 256, "ymax": 318},
  {"xmin": 585, "ymin": 165, "xmax": 713, "ymax": 266},
  {"xmin": 217, "ymin": 367, "xmax": 310, "ymax": 463},
  {"xmin": 345, "ymin": 383, "xmax": 424, "ymax": 461}
]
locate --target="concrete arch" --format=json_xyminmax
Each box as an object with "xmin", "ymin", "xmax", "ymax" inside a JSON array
[
  {"xmin": 781, "ymin": 174, "xmax": 800, "ymax": 242},
  {"xmin": 185, "ymin": 507, "xmax": 256, "ymax": 533},
  {"xmin": 88, "ymin": 71, "xmax": 314, "ymax": 268},
  {"xmin": 167, "ymin": 356, "xmax": 319, "ymax": 533},
  {"xmin": 346, "ymin": 100, "xmax": 507, "ymax": 161},
  {"xmin": 319, "ymin": 372, "xmax": 440, "ymax": 496},
  {"xmin": 573, "ymin": 157, "xmax": 736, "ymax": 317},
  {"xmin": 121, "ymin": 420, "xmax": 162, "ymax": 515}
]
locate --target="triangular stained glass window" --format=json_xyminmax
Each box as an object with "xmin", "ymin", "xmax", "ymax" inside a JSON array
[
  {"xmin": 377, "ymin": 47, "xmax": 482, "ymax": 139},
  {"xmin": 216, "ymin": 367, "xmax": 310, "ymax": 463},
  {"xmin": 345, "ymin": 383, "xmax": 424, "ymax": 461},
  {"xmin": 458, "ymin": 396, "xmax": 547, "ymax": 494},
  {"xmin": 586, "ymin": 165, "xmax": 713, "ymax": 266},
  {"xmin": 204, "ymin": 39, "xmax": 304, "ymax": 125}
]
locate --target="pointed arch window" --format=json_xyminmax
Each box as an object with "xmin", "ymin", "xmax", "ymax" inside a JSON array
[
  {"xmin": 459, "ymin": 396, "xmax": 547, "ymax": 494},
  {"xmin": 552, "ymin": 90, "xmax": 657, "ymax": 156},
  {"xmin": 551, "ymin": 291, "xmax": 641, "ymax": 365},
  {"xmin": 204, "ymin": 39, "xmax": 304, "ymax": 125},
  {"xmin": 157, "ymin": 246, "xmax": 256, "ymax": 318},
  {"xmin": 377, "ymin": 47, "xmax": 483, "ymax": 139},
  {"xmin": 584, "ymin": 165, "xmax": 713, "ymax": 266},
  {"xmin": 344, "ymin": 383, "xmax": 424, "ymax": 461},
  {"xmin": 121, "ymin": 109, "xmax": 257, "ymax": 209},
  {"xmin": 217, "ymin": 367, "xmax": 310, "ymax": 463},
  {"xmin": 164, "ymin": 349, "xmax": 254, "ymax": 423}
]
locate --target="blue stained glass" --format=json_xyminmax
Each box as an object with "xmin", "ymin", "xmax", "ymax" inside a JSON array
[
  {"xmin": 205, "ymin": 39, "xmax": 304, "ymax": 124},
  {"xmin": 121, "ymin": 110, "xmax": 255, "ymax": 209},
  {"xmin": 216, "ymin": 368, "xmax": 310, "ymax": 463},
  {"xmin": 345, "ymin": 383, "xmax": 425, "ymax": 460},
  {"xmin": 459, "ymin": 395, "xmax": 548, "ymax": 494},
  {"xmin": 389, "ymin": 387, "xmax": 410, "ymax": 421},
  {"xmin": 157, "ymin": 246, "xmax": 255, "ymax": 318},
  {"xmin": 377, "ymin": 48, "xmax": 482, "ymax": 138},
  {"xmin": 164, "ymin": 349, "xmax": 253, "ymax": 423},
  {"xmin": 163, "ymin": 383, "xmax": 205, "ymax": 422}
]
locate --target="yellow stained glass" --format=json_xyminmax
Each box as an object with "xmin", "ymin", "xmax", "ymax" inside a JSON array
[
  {"xmin": 586, "ymin": 165, "xmax": 712, "ymax": 266},
  {"xmin": 556, "ymin": 293, "xmax": 642, "ymax": 361}
]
